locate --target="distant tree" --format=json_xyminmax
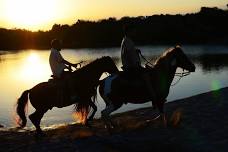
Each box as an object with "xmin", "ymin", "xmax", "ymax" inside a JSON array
[{"xmin": 0, "ymin": 6, "xmax": 227, "ymax": 50}]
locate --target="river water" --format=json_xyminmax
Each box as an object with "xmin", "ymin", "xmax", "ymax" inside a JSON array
[{"xmin": 1, "ymin": 45, "xmax": 228, "ymax": 127}]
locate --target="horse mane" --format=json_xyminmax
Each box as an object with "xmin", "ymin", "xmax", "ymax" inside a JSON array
[
  {"xmin": 74, "ymin": 56, "xmax": 110, "ymax": 73},
  {"xmin": 83, "ymin": 56, "xmax": 110, "ymax": 66},
  {"xmin": 72, "ymin": 56, "xmax": 111, "ymax": 124},
  {"xmin": 153, "ymin": 46, "xmax": 178, "ymax": 68}
]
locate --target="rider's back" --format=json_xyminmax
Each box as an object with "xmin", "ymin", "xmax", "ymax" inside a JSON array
[
  {"xmin": 49, "ymin": 48, "xmax": 66, "ymax": 78},
  {"xmin": 121, "ymin": 36, "xmax": 141, "ymax": 70}
]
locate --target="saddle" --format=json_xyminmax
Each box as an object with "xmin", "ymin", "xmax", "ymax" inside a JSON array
[
  {"xmin": 116, "ymin": 66, "xmax": 154, "ymax": 87},
  {"xmin": 47, "ymin": 75, "xmax": 72, "ymax": 107}
]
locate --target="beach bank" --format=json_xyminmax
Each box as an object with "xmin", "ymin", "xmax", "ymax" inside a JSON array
[{"xmin": 0, "ymin": 87, "xmax": 228, "ymax": 152}]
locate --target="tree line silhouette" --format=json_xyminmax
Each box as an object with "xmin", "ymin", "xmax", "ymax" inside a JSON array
[{"xmin": 0, "ymin": 6, "xmax": 227, "ymax": 50}]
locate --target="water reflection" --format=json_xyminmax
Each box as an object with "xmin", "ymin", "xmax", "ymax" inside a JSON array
[
  {"xmin": 0, "ymin": 46, "xmax": 228, "ymax": 127},
  {"xmin": 140, "ymin": 53, "xmax": 228, "ymax": 73},
  {"xmin": 195, "ymin": 54, "xmax": 228, "ymax": 72},
  {"xmin": 18, "ymin": 53, "xmax": 49, "ymax": 82}
]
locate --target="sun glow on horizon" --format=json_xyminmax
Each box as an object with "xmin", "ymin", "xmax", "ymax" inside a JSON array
[
  {"xmin": 4, "ymin": 0, "xmax": 57, "ymax": 30},
  {"xmin": 0, "ymin": 0, "xmax": 227, "ymax": 31}
]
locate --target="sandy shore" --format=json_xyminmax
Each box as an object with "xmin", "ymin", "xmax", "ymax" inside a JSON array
[{"xmin": 0, "ymin": 87, "xmax": 228, "ymax": 152}]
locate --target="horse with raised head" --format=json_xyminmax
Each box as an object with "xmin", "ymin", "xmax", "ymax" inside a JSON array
[
  {"xmin": 99, "ymin": 46, "xmax": 196, "ymax": 128},
  {"xmin": 16, "ymin": 56, "xmax": 119, "ymax": 135}
]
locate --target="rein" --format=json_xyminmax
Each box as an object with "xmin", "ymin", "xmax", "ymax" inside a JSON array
[
  {"xmin": 139, "ymin": 51, "xmax": 191, "ymax": 86},
  {"xmin": 75, "ymin": 61, "xmax": 85, "ymax": 69},
  {"xmin": 139, "ymin": 51, "xmax": 154, "ymax": 66},
  {"xmin": 171, "ymin": 69, "xmax": 190, "ymax": 86},
  {"xmin": 69, "ymin": 61, "xmax": 85, "ymax": 71}
]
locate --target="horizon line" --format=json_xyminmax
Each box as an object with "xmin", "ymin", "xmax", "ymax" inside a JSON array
[{"xmin": 0, "ymin": 5, "xmax": 227, "ymax": 32}]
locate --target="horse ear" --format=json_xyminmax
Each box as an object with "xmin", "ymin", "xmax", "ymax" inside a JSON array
[
  {"xmin": 175, "ymin": 44, "xmax": 181, "ymax": 48},
  {"xmin": 171, "ymin": 58, "xmax": 177, "ymax": 66}
]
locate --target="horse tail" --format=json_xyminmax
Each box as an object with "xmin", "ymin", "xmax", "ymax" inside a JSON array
[
  {"xmin": 73, "ymin": 81, "xmax": 102, "ymax": 124},
  {"xmin": 16, "ymin": 90, "xmax": 30, "ymax": 128},
  {"xmin": 74, "ymin": 99, "xmax": 91, "ymax": 124}
]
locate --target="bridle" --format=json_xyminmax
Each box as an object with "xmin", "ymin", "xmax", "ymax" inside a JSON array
[
  {"xmin": 68, "ymin": 61, "xmax": 85, "ymax": 72},
  {"xmin": 139, "ymin": 51, "xmax": 154, "ymax": 67},
  {"xmin": 139, "ymin": 51, "xmax": 191, "ymax": 86},
  {"xmin": 74, "ymin": 61, "xmax": 84, "ymax": 69},
  {"xmin": 171, "ymin": 68, "xmax": 190, "ymax": 86}
]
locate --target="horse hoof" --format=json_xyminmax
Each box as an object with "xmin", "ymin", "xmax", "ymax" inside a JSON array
[
  {"xmin": 35, "ymin": 131, "xmax": 46, "ymax": 138},
  {"xmin": 104, "ymin": 124, "xmax": 108, "ymax": 129},
  {"xmin": 104, "ymin": 123, "xmax": 115, "ymax": 133},
  {"xmin": 87, "ymin": 118, "xmax": 94, "ymax": 124},
  {"xmin": 104, "ymin": 124, "xmax": 113, "ymax": 130},
  {"xmin": 35, "ymin": 133, "xmax": 46, "ymax": 138},
  {"xmin": 87, "ymin": 117, "xmax": 94, "ymax": 122},
  {"xmin": 16, "ymin": 126, "xmax": 24, "ymax": 130},
  {"xmin": 85, "ymin": 122, "xmax": 92, "ymax": 128},
  {"xmin": 110, "ymin": 124, "xmax": 115, "ymax": 129}
]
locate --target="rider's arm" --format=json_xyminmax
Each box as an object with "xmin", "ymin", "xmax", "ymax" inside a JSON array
[
  {"xmin": 56, "ymin": 52, "xmax": 78, "ymax": 68},
  {"xmin": 62, "ymin": 59, "xmax": 80, "ymax": 69},
  {"xmin": 62, "ymin": 59, "xmax": 75, "ymax": 66},
  {"xmin": 127, "ymin": 42, "xmax": 141, "ymax": 65}
]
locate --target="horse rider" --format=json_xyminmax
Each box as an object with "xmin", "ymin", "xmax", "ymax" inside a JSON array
[
  {"xmin": 49, "ymin": 39, "xmax": 79, "ymax": 79},
  {"xmin": 49, "ymin": 39, "xmax": 80, "ymax": 101},
  {"xmin": 121, "ymin": 25, "xmax": 157, "ymax": 108}
]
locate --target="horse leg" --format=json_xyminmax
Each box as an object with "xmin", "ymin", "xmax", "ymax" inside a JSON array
[
  {"xmin": 29, "ymin": 109, "xmax": 47, "ymax": 135},
  {"xmin": 87, "ymin": 100, "xmax": 97, "ymax": 122},
  {"xmin": 101, "ymin": 104, "xmax": 115, "ymax": 130},
  {"xmin": 101, "ymin": 103, "xmax": 121, "ymax": 130},
  {"xmin": 152, "ymin": 100, "xmax": 157, "ymax": 109},
  {"xmin": 157, "ymin": 100, "xmax": 167, "ymax": 127}
]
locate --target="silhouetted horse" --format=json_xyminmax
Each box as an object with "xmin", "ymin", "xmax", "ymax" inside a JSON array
[
  {"xmin": 99, "ymin": 46, "xmax": 195, "ymax": 128},
  {"xmin": 16, "ymin": 56, "xmax": 118, "ymax": 135}
]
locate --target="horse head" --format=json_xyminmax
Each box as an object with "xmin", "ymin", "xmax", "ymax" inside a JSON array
[{"xmin": 171, "ymin": 46, "xmax": 195, "ymax": 72}]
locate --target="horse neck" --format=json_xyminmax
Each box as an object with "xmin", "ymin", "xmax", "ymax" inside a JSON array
[
  {"xmin": 167, "ymin": 65, "xmax": 177, "ymax": 87},
  {"xmin": 73, "ymin": 60, "xmax": 105, "ymax": 85},
  {"xmin": 155, "ymin": 58, "xmax": 177, "ymax": 88},
  {"xmin": 86, "ymin": 61, "xmax": 105, "ymax": 82}
]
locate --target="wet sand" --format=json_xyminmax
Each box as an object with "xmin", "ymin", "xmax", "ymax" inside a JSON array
[{"xmin": 0, "ymin": 87, "xmax": 228, "ymax": 152}]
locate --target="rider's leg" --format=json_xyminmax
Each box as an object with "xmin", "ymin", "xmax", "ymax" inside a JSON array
[
  {"xmin": 61, "ymin": 71, "xmax": 78, "ymax": 101},
  {"xmin": 157, "ymin": 100, "xmax": 167, "ymax": 127},
  {"xmin": 141, "ymin": 73, "xmax": 157, "ymax": 109}
]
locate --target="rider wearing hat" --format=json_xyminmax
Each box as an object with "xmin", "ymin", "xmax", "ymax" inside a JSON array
[{"xmin": 49, "ymin": 39, "xmax": 80, "ymax": 102}]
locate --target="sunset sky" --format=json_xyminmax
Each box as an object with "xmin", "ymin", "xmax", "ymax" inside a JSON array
[{"xmin": 0, "ymin": 0, "xmax": 227, "ymax": 31}]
